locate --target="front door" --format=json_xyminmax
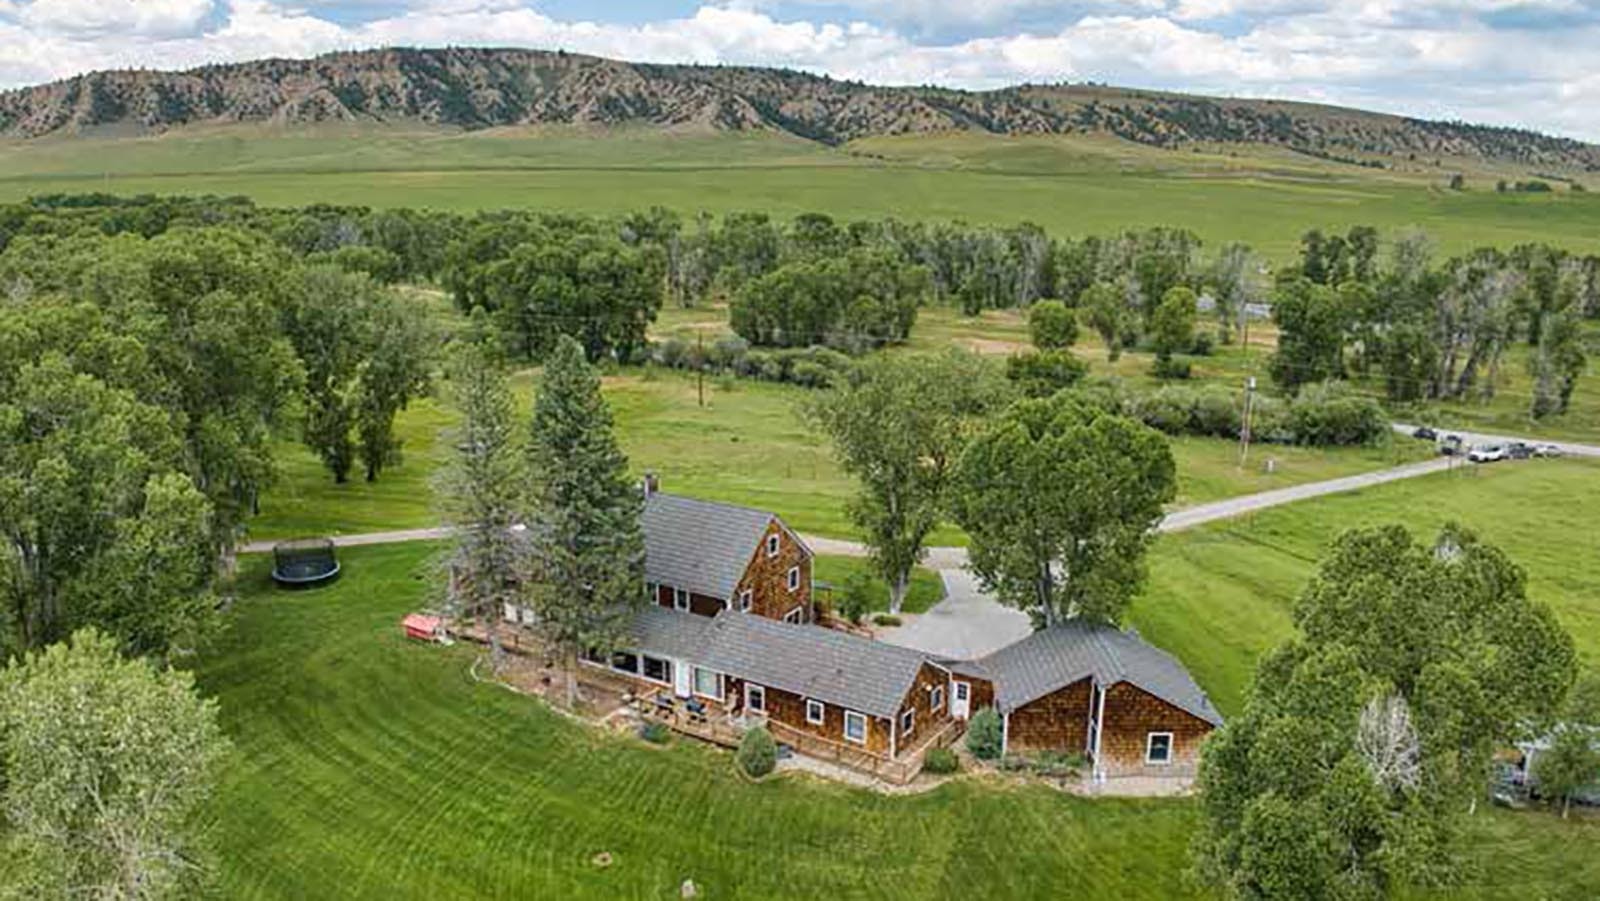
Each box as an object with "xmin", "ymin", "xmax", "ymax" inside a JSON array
[{"xmin": 951, "ymin": 680, "xmax": 971, "ymax": 720}]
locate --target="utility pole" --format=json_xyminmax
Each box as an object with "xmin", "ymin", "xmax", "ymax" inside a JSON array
[
  {"xmin": 1239, "ymin": 375, "xmax": 1256, "ymax": 469},
  {"xmin": 696, "ymin": 330, "xmax": 705, "ymax": 409}
]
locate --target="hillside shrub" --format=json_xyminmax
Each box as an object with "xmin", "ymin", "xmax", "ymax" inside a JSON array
[
  {"xmin": 966, "ymin": 708, "xmax": 1003, "ymax": 761},
  {"xmin": 1150, "ymin": 356, "xmax": 1192, "ymax": 380},
  {"xmin": 923, "ymin": 747, "xmax": 960, "ymax": 775},
  {"xmin": 1028, "ymin": 299, "xmax": 1078, "ymax": 349},
  {"xmin": 1113, "ymin": 380, "xmax": 1382, "ymax": 447},
  {"xmin": 641, "ymin": 722, "xmax": 671, "ymax": 745},
  {"xmin": 737, "ymin": 726, "xmax": 778, "ymax": 778}
]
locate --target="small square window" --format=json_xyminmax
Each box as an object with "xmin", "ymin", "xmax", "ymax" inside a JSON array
[
  {"xmin": 746, "ymin": 684, "xmax": 766, "ymax": 713},
  {"xmin": 767, "ymin": 534, "xmax": 780, "ymax": 558},
  {"xmin": 786, "ymin": 566, "xmax": 800, "ymax": 592},
  {"xmin": 1146, "ymin": 732, "xmax": 1174, "ymax": 765},
  {"xmin": 739, "ymin": 589, "xmax": 753, "ymax": 612},
  {"xmin": 844, "ymin": 710, "xmax": 867, "ymax": 744},
  {"xmin": 805, "ymin": 699, "xmax": 825, "ymax": 725},
  {"xmin": 673, "ymin": 588, "xmax": 689, "ymax": 611}
]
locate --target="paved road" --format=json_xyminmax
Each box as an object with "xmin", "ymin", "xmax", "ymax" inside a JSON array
[{"xmin": 1391, "ymin": 422, "xmax": 1600, "ymax": 458}]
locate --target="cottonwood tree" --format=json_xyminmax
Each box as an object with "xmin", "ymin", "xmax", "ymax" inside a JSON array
[
  {"xmin": 1080, "ymin": 281, "xmax": 1129, "ymax": 361},
  {"xmin": 1208, "ymin": 242, "xmax": 1265, "ymax": 344},
  {"xmin": 440, "ymin": 320, "xmax": 525, "ymax": 667},
  {"xmin": 809, "ymin": 351, "xmax": 1010, "ymax": 615},
  {"xmin": 950, "ymin": 393, "xmax": 1175, "ymax": 627},
  {"xmin": 1269, "ymin": 277, "xmax": 1348, "ymax": 392},
  {"xmin": 1150, "ymin": 285, "xmax": 1197, "ymax": 365},
  {"xmin": 0, "ymin": 629, "xmax": 228, "ymax": 900},
  {"xmin": 524, "ymin": 336, "xmax": 645, "ymax": 707},
  {"xmin": 1533, "ymin": 674, "xmax": 1600, "ymax": 819},
  {"xmin": 1027, "ymin": 299, "xmax": 1078, "ymax": 350},
  {"xmin": 1195, "ymin": 524, "xmax": 1577, "ymax": 899}
]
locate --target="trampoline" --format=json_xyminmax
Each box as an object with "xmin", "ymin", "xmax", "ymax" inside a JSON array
[{"xmin": 271, "ymin": 538, "xmax": 341, "ymax": 588}]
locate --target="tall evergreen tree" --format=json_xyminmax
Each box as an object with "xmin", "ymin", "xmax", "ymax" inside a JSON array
[
  {"xmin": 525, "ymin": 335, "xmax": 645, "ymax": 707},
  {"xmin": 440, "ymin": 315, "xmax": 524, "ymax": 666}
]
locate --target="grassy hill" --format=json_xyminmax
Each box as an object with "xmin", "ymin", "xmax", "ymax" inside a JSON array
[{"xmin": 2, "ymin": 124, "xmax": 1598, "ymax": 260}]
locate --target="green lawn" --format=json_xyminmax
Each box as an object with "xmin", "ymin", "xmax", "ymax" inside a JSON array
[
  {"xmin": 1131, "ymin": 457, "xmax": 1600, "ymax": 717},
  {"xmin": 199, "ymin": 541, "xmax": 1600, "ymax": 899},
  {"xmin": 812, "ymin": 555, "xmax": 947, "ymax": 615},
  {"xmin": 4, "ymin": 126, "xmax": 1598, "ymax": 260},
  {"xmin": 248, "ymin": 367, "xmax": 1430, "ymax": 544}
]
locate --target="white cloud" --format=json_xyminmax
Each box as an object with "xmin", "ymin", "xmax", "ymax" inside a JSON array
[
  {"xmin": 15, "ymin": 0, "xmax": 218, "ymax": 38},
  {"xmin": 0, "ymin": 0, "xmax": 1597, "ymax": 141}
]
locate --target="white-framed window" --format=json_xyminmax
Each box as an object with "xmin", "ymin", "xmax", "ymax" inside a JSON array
[
  {"xmin": 805, "ymin": 699, "xmax": 825, "ymax": 725},
  {"xmin": 899, "ymin": 708, "xmax": 915, "ymax": 737},
  {"xmin": 673, "ymin": 588, "xmax": 689, "ymax": 611},
  {"xmin": 954, "ymin": 681, "xmax": 969, "ymax": 703},
  {"xmin": 767, "ymin": 533, "xmax": 780, "ymax": 558},
  {"xmin": 647, "ymin": 581, "xmax": 659, "ymax": 602},
  {"xmin": 739, "ymin": 589, "xmax": 753, "ymax": 612},
  {"xmin": 783, "ymin": 607, "xmax": 803, "ymax": 624},
  {"xmin": 610, "ymin": 651, "xmax": 640, "ymax": 676},
  {"xmin": 786, "ymin": 566, "xmax": 800, "ymax": 592},
  {"xmin": 844, "ymin": 710, "xmax": 867, "ymax": 745},
  {"xmin": 745, "ymin": 683, "xmax": 766, "ymax": 714},
  {"xmin": 693, "ymin": 666, "xmax": 723, "ymax": 700},
  {"xmin": 641, "ymin": 656, "xmax": 672, "ymax": 685},
  {"xmin": 1146, "ymin": 732, "xmax": 1174, "ymax": 765},
  {"xmin": 930, "ymin": 685, "xmax": 944, "ymax": 711}
]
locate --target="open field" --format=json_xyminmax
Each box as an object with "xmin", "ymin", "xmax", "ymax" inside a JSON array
[
  {"xmin": 248, "ymin": 367, "xmax": 1430, "ymax": 543},
  {"xmin": 3, "ymin": 126, "xmax": 1598, "ymax": 259},
  {"xmin": 195, "ymin": 541, "xmax": 1600, "ymax": 899},
  {"xmin": 1132, "ymin": 456, "xmax": 1600, "ymax": 717}
]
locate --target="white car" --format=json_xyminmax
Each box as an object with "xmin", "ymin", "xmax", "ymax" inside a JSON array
[
  {"xmin": 1468, "ymin": 444, "xmax": 1508, "ymax": 463},
  {"xmin": 1534, "ymin": 444, "xmax": 1564, "ymax": 458}
]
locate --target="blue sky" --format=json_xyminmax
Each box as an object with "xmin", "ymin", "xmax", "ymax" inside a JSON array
[{"xmin": 2, "ymin": 0, "xmax": 1599, "ymax": 141}]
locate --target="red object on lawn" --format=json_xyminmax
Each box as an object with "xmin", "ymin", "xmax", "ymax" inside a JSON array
[{"xmin": 402, "ymin": 613, "xmax": 442, "ymax": 642}]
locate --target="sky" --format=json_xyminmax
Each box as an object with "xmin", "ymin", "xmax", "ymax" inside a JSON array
[{"xmin": 1, "ymin": 0, "xmax": 1598, "ymax": 141}]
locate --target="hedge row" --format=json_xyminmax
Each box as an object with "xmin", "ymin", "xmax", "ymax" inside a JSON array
[
  {"xmin": 649, "ymin": 336, "xmax": 853, "ymax": 389},
  {"xmin": 1092, "ymin": 380, "xmax": 1388, "ymax": 446}
]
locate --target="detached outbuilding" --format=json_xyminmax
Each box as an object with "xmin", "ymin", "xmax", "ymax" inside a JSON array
[{"xmin": 947, "ymin": 620, "xmax": 1224, "ymax": 780}]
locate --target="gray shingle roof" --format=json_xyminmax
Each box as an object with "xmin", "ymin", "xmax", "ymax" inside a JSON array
[
  {"xmin": 974, "ymin": 620, "xmax": 1224, "ymax": 726},
  {"xmin": 699, "ymin": 611, "xmax": 933, "ymax": 719},
  {"xmin": 622, "ymin": 606, "xmax": 931, "ymax": 719},
  {"xmin": 627, "ymin": 604, "xmax": 718, "ymax": 662},
  {"xmin": 641, "ymin": 492, "xmax": 776, "ymax": 600}
]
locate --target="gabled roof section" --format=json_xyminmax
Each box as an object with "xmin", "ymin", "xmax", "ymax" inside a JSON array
[
  {"xmin": 700, "ymin": 611, "xmax": 931, "ymax": 720},
  {"xmin": 641, "ymin": 492, "xmax": 777, "ymax": 600},
  {"xmin": 976, "ymin": 620, "xmax": 1224, "ymax": 726},
  {"xmin": 627, "ymin": 604, "xmax": 719, "ymax": 662}
]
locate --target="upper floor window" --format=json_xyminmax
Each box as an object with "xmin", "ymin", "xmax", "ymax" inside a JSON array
[
  {"xmin": 930, "ymin": 685, "xmax": 944, "ymax": 711},
  {"xmin": 767, "ymin": 533, "xmax": 780, "ymax": 558},
  {"xmin": 787, "ymin": 566, "xmax": 800, "ymax": 592},
  {"xmin": 739, "ymin": 589, "xmax": 753, "ymax": 612}
]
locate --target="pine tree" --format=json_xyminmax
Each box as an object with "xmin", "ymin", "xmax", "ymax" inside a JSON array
[
  {"xmin": 441, "ymin": 314, "xmax": 524, "ymax": 667},
  {"xmin": 525, "ymin": 335, "xmax": 645, "ymax": 707}
]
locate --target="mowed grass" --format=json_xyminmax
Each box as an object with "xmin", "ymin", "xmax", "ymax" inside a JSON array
[
  {"xmin": 812, "ymin": 555, "xmax": 947, "ymax": 615},
  {"xmin": 1131, "ymin": 456, "xmax": 1600, "ymax": 717},
  {"xmin": 3, "ymin": 126, "xmax": 1598, "ymax": 260},
  {"xmin": 248, "ymin": 367, "xmax": 1429, "ymax": 543},
  {"xmin": 203, "ymin": 542, "xmax": 1201, "ymax": 899},
  {"xmin": 200, "ymin": 541, "xmax": 1600, "ymax": 899}
]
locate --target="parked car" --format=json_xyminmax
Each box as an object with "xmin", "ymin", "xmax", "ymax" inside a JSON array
[
  {"xmin": 1508, "ymin": 442, "xmax": 1533, "ymax": 460},
  {"xmin": 1468, "ymin": 444, "xmax": 1508, "ymax": 463},
  {"xmin": 1413, "ymin": 425, "xmax": 1438, "ymax": 441},
  {"xmin": 1534, "ymin": 444, "xmax": 1564, "ymax": 458},
  {"xmin": 1439, "ymin": 435, "xmax": 1465, "ymax": 456}
]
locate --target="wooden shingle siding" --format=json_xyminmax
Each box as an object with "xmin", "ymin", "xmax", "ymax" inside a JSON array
[
  {"xmin": 894, "ymin": 662, "xmax": 954, "ymax": 752},
  {"xmin": 961, "ymin": 675, "xmax": 996, "ymax": 714},
  {"xmin": 741, "ymin": 679, "xmax": 893, "ymax": 757},
  {"xmin": 734, "ymin": 520, "xmax": 811, "ymax": 623},
  {"xmin": 1096, "ymin": 682, "xmax": 1213, "ymax": 777},
  {"xmin": 1005, "ymin": 678, "xmax": 1092, "ymax": 754}
]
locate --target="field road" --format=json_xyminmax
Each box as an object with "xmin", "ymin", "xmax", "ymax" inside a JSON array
[{"xmin": 1390, "ymin": 423, "xmax": 1600, "ymax": 458}]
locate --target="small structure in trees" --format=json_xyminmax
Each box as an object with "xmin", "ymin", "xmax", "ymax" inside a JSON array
[
  {"xmin": 402, "ymin": 614, "xmax": 444, "ymax": 643},
  {"xmin": 270, "ymin": 538, "xmax": 340, "ymax": 588}
]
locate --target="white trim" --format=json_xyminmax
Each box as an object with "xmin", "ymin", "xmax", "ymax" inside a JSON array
[
  {"xmin": 951, "ymin": 680, "xmax": 970, "ymax": 720},
  {"xmin": 1145, "ymin": 731, "xmax": 1174, "ymax": 766},
  {"xmin": 745, "ymin": 683, "xmax": 766, "ymax": 714},
  {"xmin": 640, "ymin": 654, "xmax": 673, "ymax": 687},
  {"xmin": 899, "ymin": 708, "xmax": 915, "ymax": 737},
  {"xmin": 1001, "ymin": 711, "xmax": 1010, "ymax": 758},
  {"xmin": 1092, "ymin": 683, "xmax": 1108, "ymax": 781},
  {"xmin": 738, "ymin": 589, "xmax": 753, "ymax": 612},
  {"xmin": 766, "ymin": 533, "xmax": 780, "ymax": 558},
  {"xmin": 843, "ymin": 710, "xmax": 867, "ymax": 745},
  {"xmin": 805, "ymin": 698, "xmax": 825, "ymax": 725},
  {"xmin": 673, "ymin": 587, "xmax": 690, "ymax": 611},
  {"xmin": 930, "ymin": 685, "xmax": 944, "ymax": 711},
  {"xmin": 783, "ymin": 607, "xmax": 803, "ymax": 625},
  {"xmin": 786, "ymin": 566, "xmax": 800, "ymax": 592}
]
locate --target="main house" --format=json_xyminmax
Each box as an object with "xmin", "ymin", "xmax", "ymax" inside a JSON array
[{"xmin": 513, "ymin": 483, "xmax": 1220, "ymax": 782}]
